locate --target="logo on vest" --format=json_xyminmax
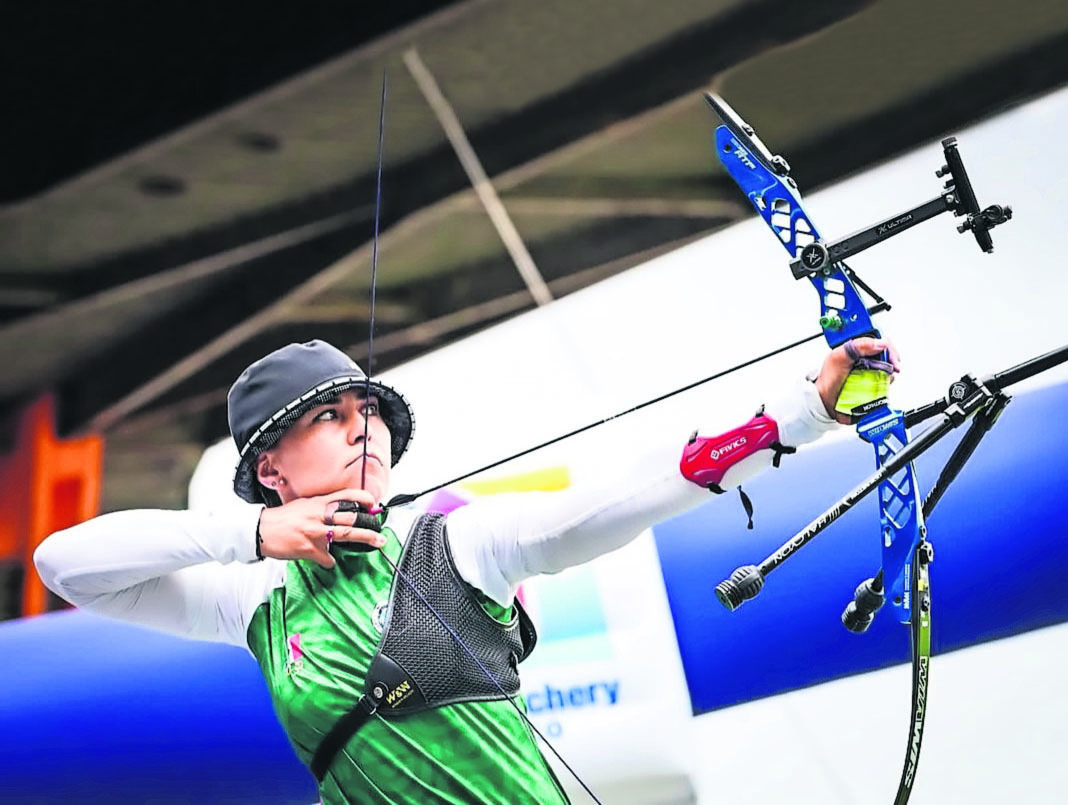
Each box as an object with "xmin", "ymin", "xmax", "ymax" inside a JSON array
[
  {"xmin": 372, "ymin": 601, "xmax": 390, "ymax": 634},
  {"xmin": 286, "ymin": 633, "xmax": 305, "ymax": 676},
  {"xmin": 385, "ymin": 680, "xmax": 415, "ymax": 709}
]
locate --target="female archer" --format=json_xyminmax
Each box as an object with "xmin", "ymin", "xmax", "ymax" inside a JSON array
[{"xmin": 35, "ymin": 336, "xmax": 896, "ymax": 804}]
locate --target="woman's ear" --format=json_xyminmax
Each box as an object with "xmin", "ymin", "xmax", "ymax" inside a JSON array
[{"xmin": 256, "ymin": 452, "xmax": 282, "ymax": 490}]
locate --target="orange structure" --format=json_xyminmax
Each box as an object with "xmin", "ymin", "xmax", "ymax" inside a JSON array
[{"xmin": 0, "ymin": 394, "xmax": 103, "ymax": 617}]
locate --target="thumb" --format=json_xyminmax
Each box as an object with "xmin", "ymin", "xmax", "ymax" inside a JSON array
[{"xmin": 310, "ymin": 546, "xmax": 337, "ymax": 570}]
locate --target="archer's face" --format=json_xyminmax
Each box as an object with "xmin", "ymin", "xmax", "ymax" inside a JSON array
[{"xmin": 258, "ymin": 391, "xmax": 392, "ymax": 505}]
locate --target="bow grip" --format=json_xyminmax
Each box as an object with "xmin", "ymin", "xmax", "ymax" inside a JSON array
[
  {"xmin": 836, "ymin": 366, "xmax": 890, "ymax": 419},
  {"xmin": 835, "ymin": 342, "xmax": 894, "ymax": 419}
]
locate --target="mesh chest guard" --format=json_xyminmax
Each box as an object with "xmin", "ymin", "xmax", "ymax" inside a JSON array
[{"xmin": 311, "ymin": 512, "xmax": 538, "ymax": 781}]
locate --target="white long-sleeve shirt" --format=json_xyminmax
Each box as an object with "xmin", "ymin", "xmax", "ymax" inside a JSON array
[{"xmin": 34, "ymin": 377, "xmax": 837, "ymax": 651}]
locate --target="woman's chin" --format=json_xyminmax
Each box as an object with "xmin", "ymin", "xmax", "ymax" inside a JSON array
[{"xmin": 343, "ymin": 468, "xmax": 389, "ymax": 503}]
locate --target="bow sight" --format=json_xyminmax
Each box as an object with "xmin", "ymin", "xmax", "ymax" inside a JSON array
[{"xmin": 790, "ymin": 134, "xmax": 1012, "ymax": 283}]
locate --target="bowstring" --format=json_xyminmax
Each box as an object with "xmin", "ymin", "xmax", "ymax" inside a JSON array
[
  {"xmin": 386, "ymin": 302, "xmax": 889, "ymax": 508},
  {"xmin": 360, "ymin": 68, "xmax": 602, "ymax": 803},
  {"xmin": 362, "ymin": 71, "xmax": 387, "ymax": 490}
]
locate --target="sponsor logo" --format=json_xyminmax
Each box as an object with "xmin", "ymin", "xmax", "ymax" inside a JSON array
[
  {"xmin": 776, "ymin": 504, "xmax": 844, "ymax": 562},
  {"xmin": 853, "ymin": 397, "xmax": 888, "ymax": 418},
  {"xmin": 802, "ymin": 245, "xmax": 825, "ymax": 269},
  {"xmin": 877, "ymin": 213, "xmax": 913, "ymax": 236},
  {"xmin": 734, "ymin": 145, "xmax": 757, "ymax": 171},
  {"xmin": 709, "ymin": 436, "xmax": 747, "ymax": 461},
  {"xmin": 861, "ymin": 416, "xmax": 897, "ymax": 437},
  {"xmin": 776, "ymin": 532, "xmax": 809, "ymax": 562},
  {"xmin": 903, "ymin": 655, "xmax": 929, "ymax": 788},
  {"xmin": 386, "ymin": 680, "xmax": 415, "ymax": 708}
]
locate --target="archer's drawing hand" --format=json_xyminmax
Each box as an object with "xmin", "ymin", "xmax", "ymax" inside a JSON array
[
  {"xmin": 257, "ymin": 488, "xmax": 386, "ymax": 569},
  {"xmin": 816, "ymin": 337, "xmax": 901, "ymax": 425}
]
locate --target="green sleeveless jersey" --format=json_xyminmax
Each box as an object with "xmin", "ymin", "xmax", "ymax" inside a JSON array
[{"xmin": 246, "ymin": 525, "xmax": 569, "ymax": 805}]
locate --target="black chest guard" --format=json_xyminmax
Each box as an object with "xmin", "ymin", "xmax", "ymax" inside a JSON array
[{"xmin": 310, "ymin": 512, "xmax": 538, "ymax": 781}]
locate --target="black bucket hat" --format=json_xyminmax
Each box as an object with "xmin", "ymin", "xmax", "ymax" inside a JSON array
[{"xmin": 227, "ymin": 340, "xmax": 414, "ymax": 505}]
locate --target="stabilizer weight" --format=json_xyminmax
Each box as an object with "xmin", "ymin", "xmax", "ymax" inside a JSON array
[
  {"xmin": 841, "ymin": 576, "xmax": 885, "ymax": 633},
  {"xmin": 715, "ymin": 565, "xmax": 765, "ymax": 611}
]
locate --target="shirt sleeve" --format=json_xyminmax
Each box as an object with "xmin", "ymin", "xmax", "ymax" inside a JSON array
[
  {"xmin": 33, "ymin": 505, "xmax": 285, "ymax": 649},
  {"xmin": 446, "ymin": 374, "xmax": 838, "ymax": 607}
]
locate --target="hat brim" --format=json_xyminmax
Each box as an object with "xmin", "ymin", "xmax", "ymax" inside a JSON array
[{"xmin": 232, "ymin": 375, "xmax": 414, "ymax": 505}]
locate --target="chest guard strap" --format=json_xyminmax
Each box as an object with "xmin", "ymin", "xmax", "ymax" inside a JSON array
[
  {"xmin": 310, "ymin": 512, "xmax": 537, "ymax": 782},
  {"xmin": 680, "ymin": 407, "xmax": 794, "ymax": 493}
]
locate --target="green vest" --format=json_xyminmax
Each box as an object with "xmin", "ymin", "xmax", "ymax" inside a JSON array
[{"xmin": 246, "ymin": 523, "xmax": 569, "ymax": 805}]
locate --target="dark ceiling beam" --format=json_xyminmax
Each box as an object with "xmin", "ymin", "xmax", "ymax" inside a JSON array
[
  {"xmin": 1, "ymin": 1, "xmax": 472, "ymax": 204},
  {"xmin": 108, "ymin": 388, "xmax": 232, "ymax": 441},
  {"xmin": 58, "ymin": 222, "xmax": 374, "ymax": 435},
  {"xmin": 108, "ymin": 228, "xmax": 706, "ymax": 448},
  {"xmin": 89, "ymin": 181, "xmax": 734, "ymax": 418},
  {"xmin": 56, "ymin": 194, "xmax": 484, "ymax": 435},
  {"xmin": 281, "ymin": 300, "xmax": 416, "ymax": 325},
  {"xmin": 0, "ymin": 209, "xmax": 369, "ymax": 402},
  {"xmin": 77, "ymin": 198, "xmax": 731, "ymax": 435},
  {"xmin": 0, "ymin": 286, "xmax": 60, "ymax": 323},
  {"xmin": 486, "ymin": 197, "xmax": 745, "ymax": 219},
  {"xmin": 492, "ymin": 93, "xmax": 702, "ymax": 195},
  {"xmin": 55, "ymin": 22, "xmax": 1068, "ymax": 440},
  {"xmin": 50, "ymin": 0, "xmax": 1068, "ymax": 447},
  {"xmin": 341, "ymin": 229, "xmax": 711, "ymax": 359},
  {"xmin": 459, "ymin": 0, "xmax": 880, "ymax": 178},
  {"xmin": 35, "ymin": 0, "xmax": 874, "ymax": 300},
  {"xmin": 776, "ymin": 30, "xmax": 1068, "ymax": 194}
]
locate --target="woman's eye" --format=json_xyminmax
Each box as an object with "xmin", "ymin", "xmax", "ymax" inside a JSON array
[
  {"xmin": 314, "ymin": 409, "xmax": 339, "ymax": 421},
  {"xmin": 364, "ymin": 401, "xmax": 380, "ymax": 416}
]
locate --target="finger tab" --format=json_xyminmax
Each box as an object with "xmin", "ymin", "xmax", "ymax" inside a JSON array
[
  {"xmin": 354, "ymin": 512, "xmax": 383, "ymax": 532},
  {"xmin": 334, "ymin": 501, "xmax": 383, "ymax": 533}
]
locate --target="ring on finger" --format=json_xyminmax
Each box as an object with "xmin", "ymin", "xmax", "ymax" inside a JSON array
[{"xmin": 326, "ymin": 528, "xmax": 335, "ymax": 544}]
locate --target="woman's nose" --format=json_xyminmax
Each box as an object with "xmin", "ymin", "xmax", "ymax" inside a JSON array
[{"xmin": 347, "ymin": 412, "xmax": 369, "ymax": 444}]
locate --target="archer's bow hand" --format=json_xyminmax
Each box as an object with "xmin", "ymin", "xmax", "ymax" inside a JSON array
[{"xmin": 817, "ymin": 337, "xmax": 901, "ymax": 425}]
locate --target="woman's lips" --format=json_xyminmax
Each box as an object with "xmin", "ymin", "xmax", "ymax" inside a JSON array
[{"xmin": 347, "ymin": 453, "xmax": 382, "ymax": 469}]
